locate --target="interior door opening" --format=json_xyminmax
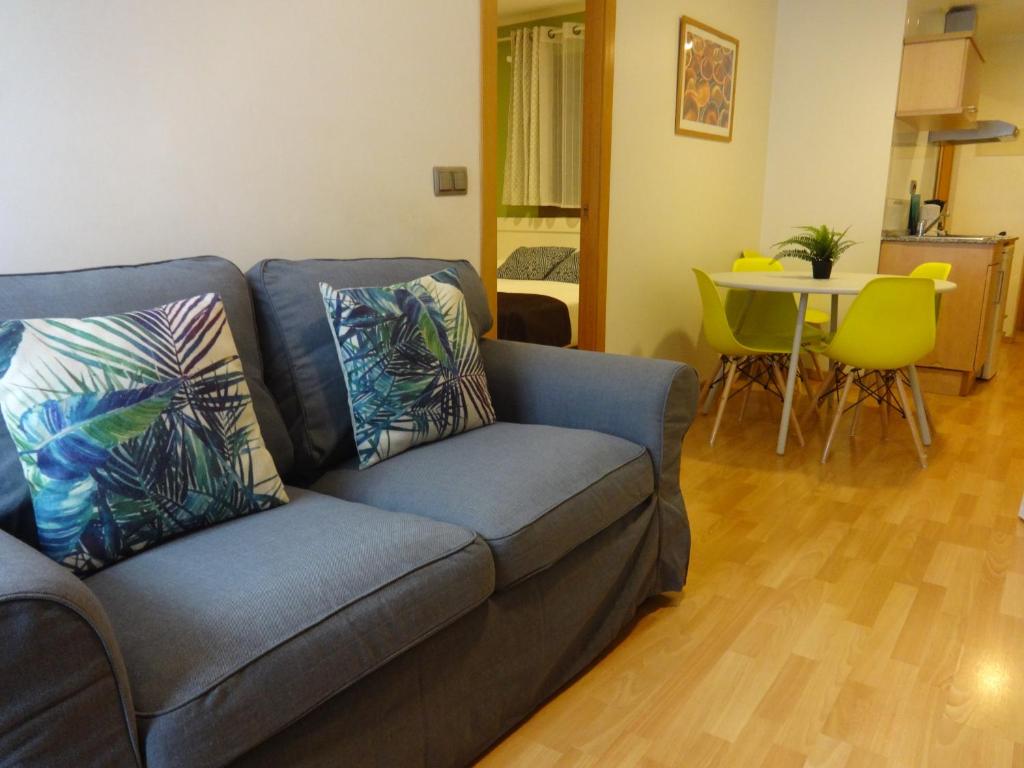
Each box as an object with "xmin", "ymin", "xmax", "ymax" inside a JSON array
[{"xmin": 481, "ymin": 0, "xmax": 614, "ymax": 351}]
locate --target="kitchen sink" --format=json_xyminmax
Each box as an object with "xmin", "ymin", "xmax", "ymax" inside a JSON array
[{"xmin": 893, "ymin": 233, "xmax": 1001, "ymax": 242}]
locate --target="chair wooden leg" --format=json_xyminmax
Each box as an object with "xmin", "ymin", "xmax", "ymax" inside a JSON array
[
  {"xmin": 699, "ymin": 360, "xmax": 723, "ymax": 415},
  {"xmin": 710, "ymin": 360, "xmax": 738, "ymax": 447},
  {"xmin": 849, "ymin": 399, "xmax": 861, "ymax": 437},
  {"xmin": 814, "ymin": 364, "xmax": 837, "ymax": 418},
  {"xmin": 879, "ymin": 372, "xmax": 890, "ymax": 441},
  {"xmin": 700, "ymin": 360, "xmax": 724, "ymax": 415},
  {"xmin": 895, "ymin": 371, "xmax": 928, "ymax": 468},
  {"xmin": 771, "ymin": 361, "xmax": 805, "ymax": 448},
  {"xmin": 809, "ymin": 351, "xmax": 824, "ymax": 382},
  {"xmin": 822, "ymin": 368, "xmax": 855, "ymax": 464},
  {"xmin": 738, "ymin": 384, "xmax": 752, "ymax": 423},
  {"xmin": 798, "ymin": 359, "xmax": 816, "ymax": 404}
]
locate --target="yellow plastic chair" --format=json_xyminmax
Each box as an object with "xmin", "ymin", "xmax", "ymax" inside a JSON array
[
  {"xmin": 909, "ymin": 261, "xmax": 952, "ymax": 280},
  {"xmin": 726, "ymin": 256, "xmax": 827, "ymax": 388},
  {"xmin": 905, "ymin": 261, "xmax": 951, "ymax": 439},
  {"xmin": 841, "ymin": 262, "xmax": 951, "ymax": 446},
  {"xmin": 727, "ymin": 257, "xmax": 827, "ymax": 340},
  {"xmin": 909, "ymin": 261, "xmax": 951, "ymax": 319},
  {"xmin": 694, "ymin": 268, "xmax": 805, "ymax": 447},
  {"xmin": 817, "ymin": 277, "xmax": 936, "ymax": 467},
  {"xmin": 725, "ymin": 257, "xmax": 783, "ymax": 332},
  {"xmin": 738, "ymin": 250, "xmax": 830, "ymax": 326}
]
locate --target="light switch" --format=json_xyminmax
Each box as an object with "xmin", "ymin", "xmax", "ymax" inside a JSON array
[{"xmin": 433, "ymin": 166, "xmax": 468, "ymax": 196}]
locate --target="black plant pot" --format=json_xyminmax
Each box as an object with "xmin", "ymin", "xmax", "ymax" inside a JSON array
[{"xmin": 811, "ymin": 260, "xmax": 834, "ymax": 279}]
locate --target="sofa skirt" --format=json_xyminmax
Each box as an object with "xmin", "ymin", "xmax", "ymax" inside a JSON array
[{"xmin": 231, "ymin": 494, "xmax": 665, "ymax": 767}]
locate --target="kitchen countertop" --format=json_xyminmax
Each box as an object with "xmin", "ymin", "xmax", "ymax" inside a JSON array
[{"xmin": 882, "ymin": 234, "xmax": 1018, "ymax": 245}]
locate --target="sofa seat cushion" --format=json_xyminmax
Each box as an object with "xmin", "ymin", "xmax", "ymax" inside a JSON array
[
  {"xmin": 85, "ymin": 487, "xmax": 494, "ymax": 768},
  {"xmin": 311, "ymin": 422, "xmax": 654, "ymax": 590}
]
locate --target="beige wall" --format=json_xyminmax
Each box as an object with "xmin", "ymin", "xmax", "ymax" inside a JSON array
[
  {"xmin": 948, "ymin": 38, "xmax": 1024, "ymax": 335},
  {"xmin": 759, "ymin": 0, "xmax": 907, "ymax": 285},
  {"xmin": 605, "ymin": 0, "xmax": 908, "ymax": 372},
  {"xmin": 604, "ymin": 0, "xmax": 779, "ymax": 368},
  {"xmin": 0, "ymin": 2, "xmax": 480, "ymax": 275},
  {"xmin": 497, "ymin": 218, "xmax": 580, "ymax": 266}
]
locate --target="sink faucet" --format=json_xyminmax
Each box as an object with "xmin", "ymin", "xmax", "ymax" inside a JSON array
[{"xmin": 918, "ymin": 215, "xmax": 941, "ymax": 236}]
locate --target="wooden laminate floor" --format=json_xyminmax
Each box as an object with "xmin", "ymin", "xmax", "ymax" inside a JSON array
[{"xmin": 479, "ymin": 342, "xmax": 1024, "ymax": 767}]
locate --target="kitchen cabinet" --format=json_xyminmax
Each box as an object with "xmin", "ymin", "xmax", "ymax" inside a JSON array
[
  {"xmin": 878, "ymin": 238, "xmax": 1010, "ymax": 395},
  {"xmin": 896, "ymin": 33, "xmax": 983, "ymax": 129}
]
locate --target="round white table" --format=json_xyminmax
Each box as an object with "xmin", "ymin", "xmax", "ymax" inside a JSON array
[{"xmin": 708, "ymin": 271, "xmax": 957, "ymax": 454}]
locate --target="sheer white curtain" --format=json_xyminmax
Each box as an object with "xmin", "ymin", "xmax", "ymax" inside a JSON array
[{"xmin": 502, "ymin": 23, "xmax": 584, "ymax": 208}]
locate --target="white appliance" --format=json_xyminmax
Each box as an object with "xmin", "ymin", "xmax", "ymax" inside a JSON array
[{"xmin": 980, "ymin": 241, "xmax": 1015, "ymax": 380}]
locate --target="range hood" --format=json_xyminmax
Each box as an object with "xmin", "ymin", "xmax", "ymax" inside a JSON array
[{"xmin": 929, "ymin": 120, "xmax": 1020, "ymax": 145}]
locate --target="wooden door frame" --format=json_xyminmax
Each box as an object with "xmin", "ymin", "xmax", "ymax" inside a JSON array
[
  {"xmin": 480, "ymin": 0, "xmax": 614, "ymax": 350},
  {"xmin": 480, "ymin": 0, "xmax": 498, "ymax": 339}
]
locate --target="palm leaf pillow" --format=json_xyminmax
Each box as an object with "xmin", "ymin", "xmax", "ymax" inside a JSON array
[
  {"xmin": 0, "ymin": 293, "xmax": 288, "ymax": 576},
  {"xmin": 321, "ymin": 268, "xmax": 495, "ymax": 468}
]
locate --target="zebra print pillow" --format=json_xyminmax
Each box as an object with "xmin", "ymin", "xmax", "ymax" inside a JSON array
[
  {"xmin": 497, "ymin": 247, "xmax": 575, "ymax": 280},
  {"xmin": 546, "ymin": 250, "xmax": 580, "ymax": 283}
]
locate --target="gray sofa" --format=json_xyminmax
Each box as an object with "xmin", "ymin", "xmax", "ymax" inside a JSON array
[{"xmin": 0, "ymin": 255, "xmax": 698, "ymax": 768}]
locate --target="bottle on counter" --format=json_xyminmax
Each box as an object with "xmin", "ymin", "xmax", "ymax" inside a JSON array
[{"xmin": 908, "ymin": 179, "xmax": 921, "ymax": 235}]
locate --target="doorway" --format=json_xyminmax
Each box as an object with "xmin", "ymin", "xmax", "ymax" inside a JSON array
[{"xmin": 480, "ymin": 0, "xmax": 614, "ymax": 351}]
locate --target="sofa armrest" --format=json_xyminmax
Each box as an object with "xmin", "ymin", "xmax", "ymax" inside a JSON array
[
  {"xmin": 480, "ymin": 339, "xmax": 699, "ymax": 591},
  {"xmin": 0, "ymin": 533, "xmax": 140, "ymax": 767}
]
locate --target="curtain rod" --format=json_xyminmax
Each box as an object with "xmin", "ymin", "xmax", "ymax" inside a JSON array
[{"xmin": 497, "ymin": 25, "xmax": 583, "ymax": 44}]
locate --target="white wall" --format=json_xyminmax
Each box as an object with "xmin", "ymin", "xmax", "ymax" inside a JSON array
[
  {"xmin": 883, "ymin": 120, "xmax": 939, "ymax": 232},
  {"xmin": 948, "ymin": 37, "xmax": 1024, "ymax": 335},
  {"xmin": 497, "ymin": 218, "xmax": 580, "ymax": 265},
  {"xmin": 604, "ymin": 0, "xmax": 779, "ymax": 367},
  {"xmin": 0, "ymin": 2, "xmax": 481, "ymax": 275},
  {"xmin": 759, "ymin": 0, "xmax": 907, "ymax": 284}
]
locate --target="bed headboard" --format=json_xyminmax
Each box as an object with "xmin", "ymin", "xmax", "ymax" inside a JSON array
[{"xmin": 497, "ymin": 217, "xmax": 581, "ymax": 265}]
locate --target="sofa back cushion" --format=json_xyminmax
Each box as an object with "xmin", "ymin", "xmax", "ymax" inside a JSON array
[
  {"xmin": 247, "ymin": 258, "xmax": 491, "ymax": 476},
  {"xmin": 0, "ymin": 256, "xmax": 294, "ymax": 547}
]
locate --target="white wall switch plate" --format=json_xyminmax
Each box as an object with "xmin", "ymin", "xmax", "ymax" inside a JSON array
[{"xmin": 433, "ymin": 166, "xmax": 467, "ymax": 196}]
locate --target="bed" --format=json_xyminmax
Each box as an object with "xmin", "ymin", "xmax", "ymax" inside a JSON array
[
  {"xmin": 498, "ymin": 278, "xmax": 580, "ymax": 347},
  {"xmin": 496, "ymin": 247, "xmax": 580, "ymax": 347}
]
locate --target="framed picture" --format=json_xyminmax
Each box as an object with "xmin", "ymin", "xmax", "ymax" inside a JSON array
[{"xmin": 675, "ymin": 16, "xmax": 738, "ymax": 141}]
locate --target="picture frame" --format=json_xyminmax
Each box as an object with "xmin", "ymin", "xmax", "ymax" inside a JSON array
[{"xmin": 675, "ymin": 16, "xmax": 739, "ymax": 141}]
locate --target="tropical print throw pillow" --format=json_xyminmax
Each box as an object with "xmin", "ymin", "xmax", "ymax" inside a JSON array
[
  {"xmin": 0, "ymin": 294, "xmax": 288, "ymax": 576},
  {"xmin": 321, "ymin": 268, "xmax": 495, "ymax": 468}
]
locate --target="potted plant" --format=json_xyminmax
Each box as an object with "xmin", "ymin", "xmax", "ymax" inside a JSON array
[{"xmin": 773, "ymin": 225, "xmax": 857, "ymax": 279}]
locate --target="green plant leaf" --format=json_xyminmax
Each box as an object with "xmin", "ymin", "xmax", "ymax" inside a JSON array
[
  {"xmin": 33, "ymin": 475, "xmax": 98, "ymax": 560},
  {"xmin": 20, "ymin": 379, "xmax": 181, "ymax": 481},
  {"xmin": 772, "ymin": 224, "xmax": 858, "ymax": 263},
  {"xmin": 0, "ymin": 321, "xmax": 24, "ymax": 380}
]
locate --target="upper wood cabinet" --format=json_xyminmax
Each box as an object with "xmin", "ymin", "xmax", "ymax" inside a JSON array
[{"xmin": 896, "ymin": 32, "xmax": 983, "ymax": 128}]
